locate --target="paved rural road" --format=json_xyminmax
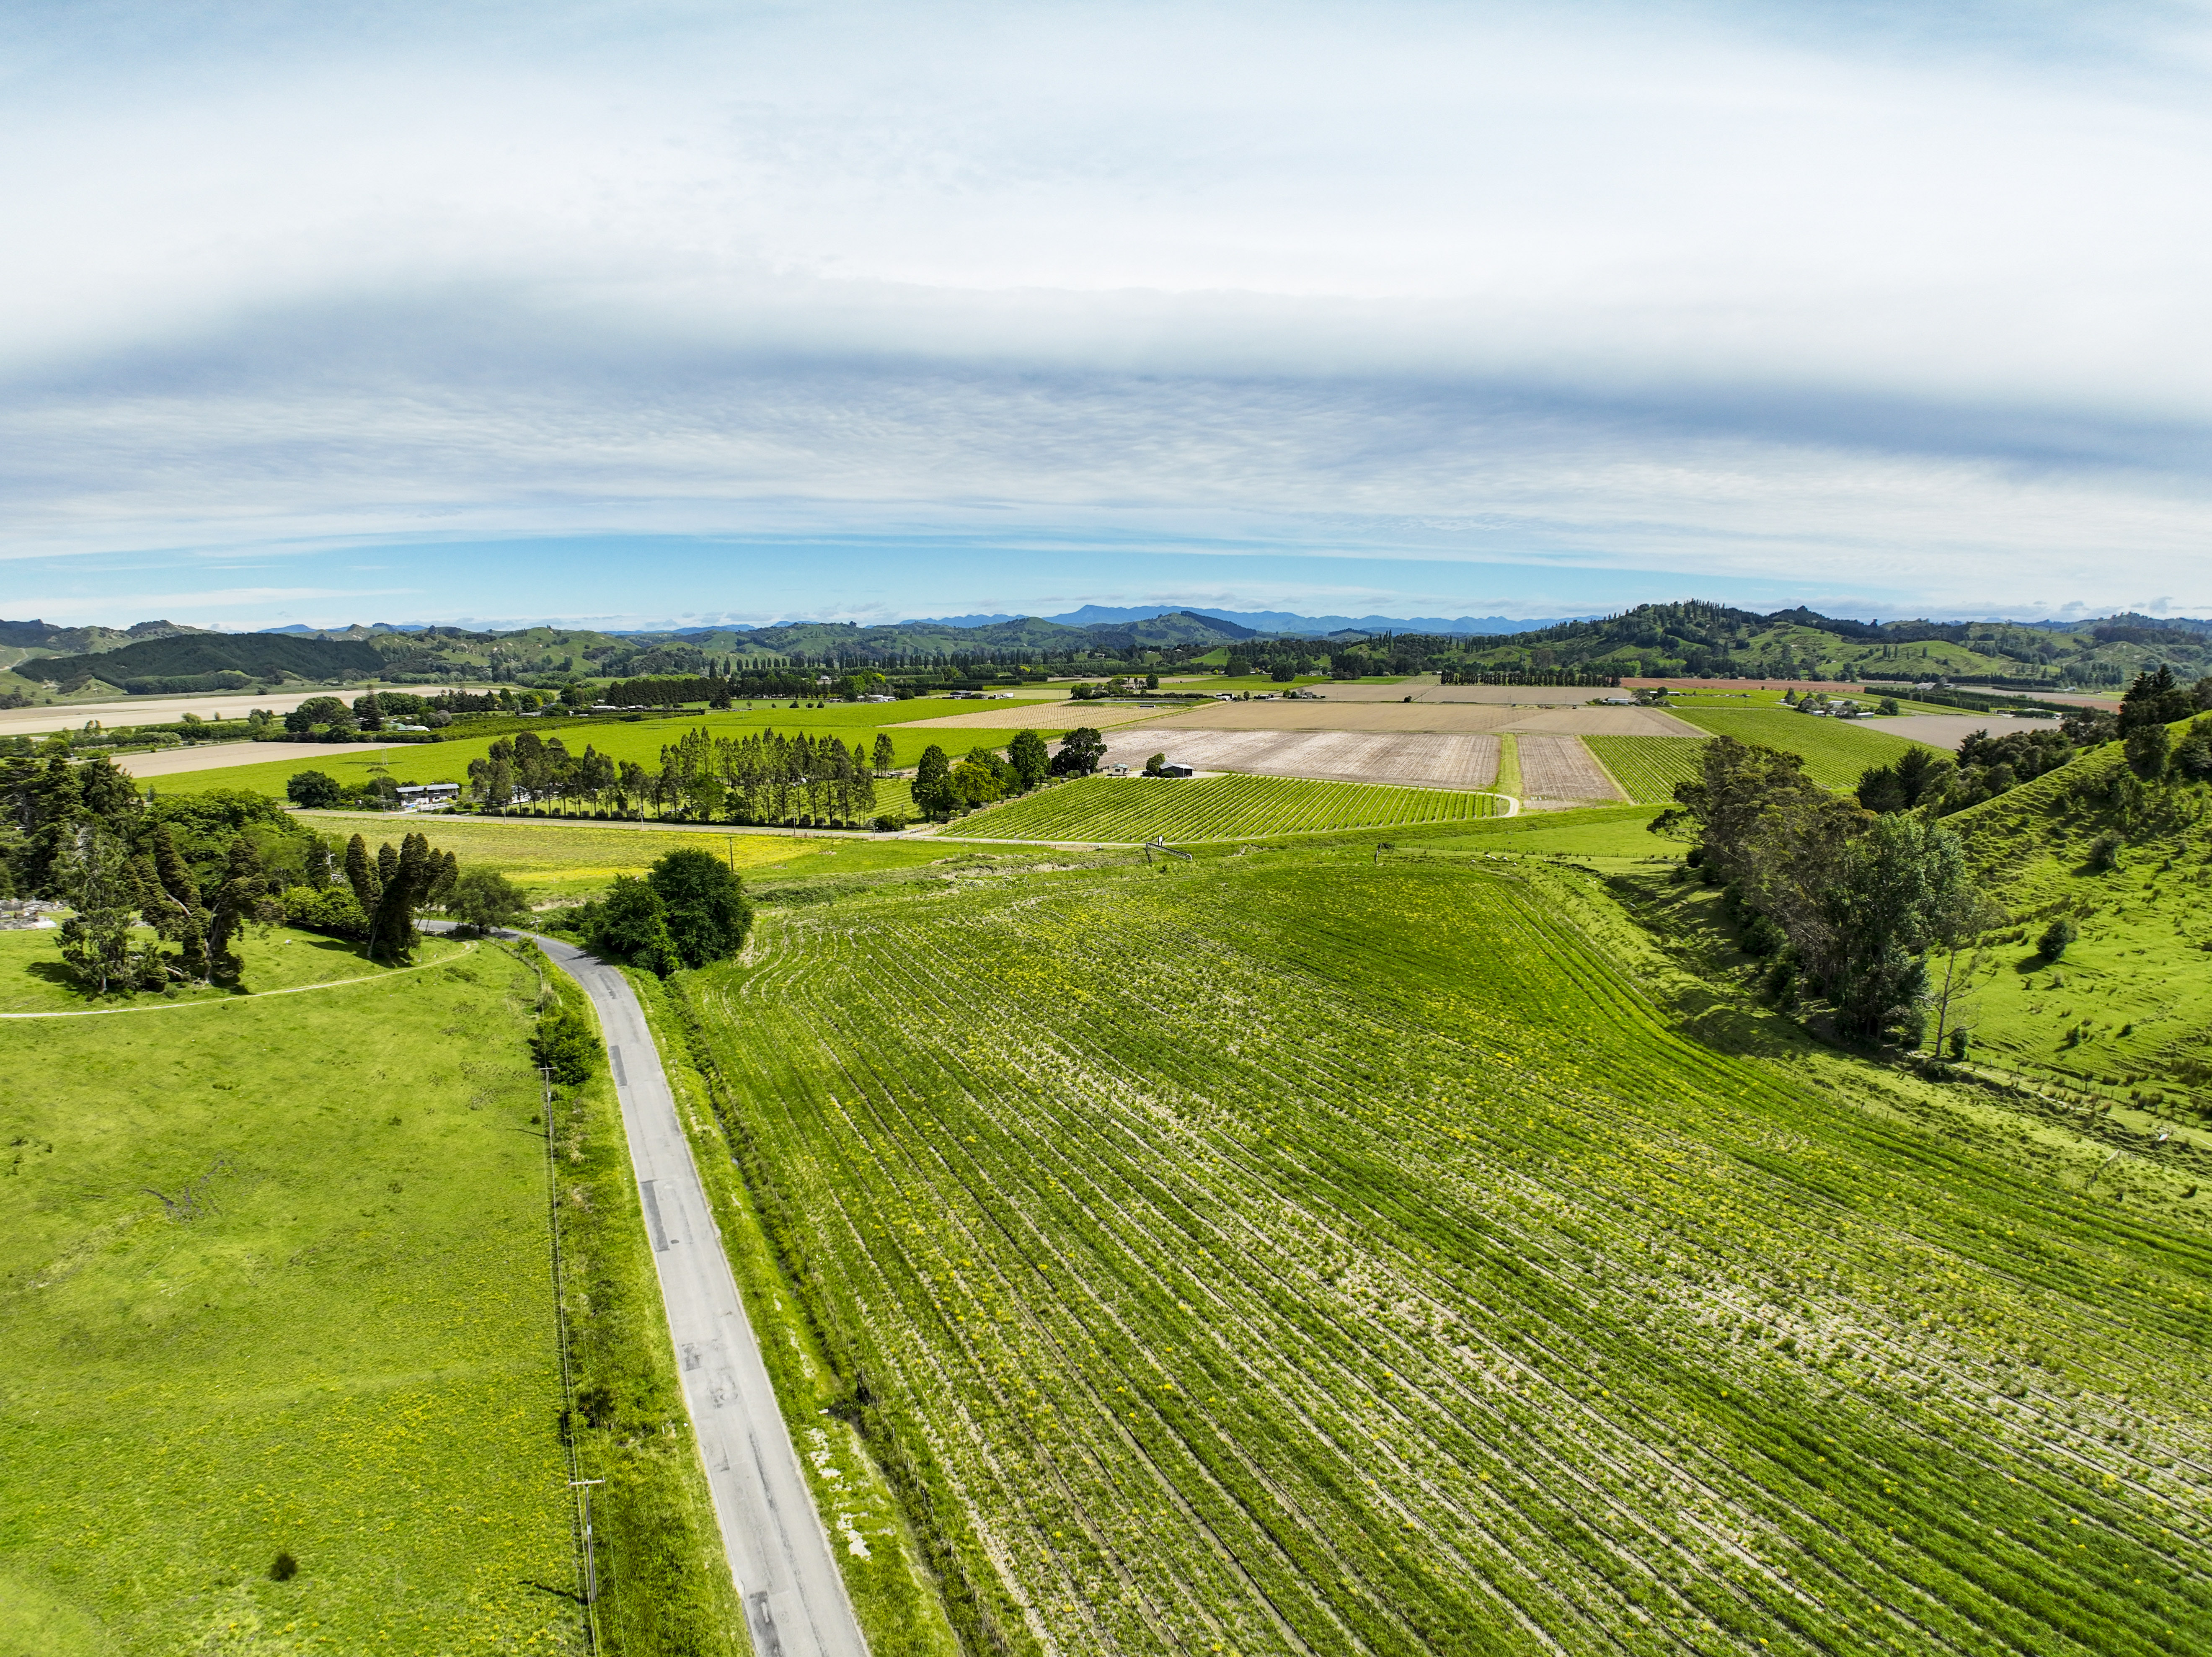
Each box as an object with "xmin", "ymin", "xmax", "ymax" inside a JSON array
[{"xmin": 529, "ymin": 930, "xmax": 869, "ymax": 1657}]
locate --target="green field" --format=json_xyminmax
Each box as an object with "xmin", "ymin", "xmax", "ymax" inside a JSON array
[
  {"xmin": 0, "ymin": 924, "xmax": 468, "ymax": 1014},
  {"xmin": 687, "ymin": 849, "xmax": 2212, "ymax": 1653},
  {"xmin": 1413, "ymin": 802, "xmax": 1681, "ymax": 861},
  {"xmin": 1583, "ymin": 734, "xmax": 1711, "ymax": 804},
  {"xmin": 147, "ymin": 702, "xmax": 1059, "ymax": 800},
  {"xmin": 1668, "ymin": 707, "xmax": 1935, "ymax": 788},
  {"xmin": 289, "ymin": 812, "xmax": 951, "ymax": 900},
  {"xmin": 0, "ymin": 946, "xmax": 579, "ymax": 1654},
  {"xmin": 948, "ymin": 773, "xmax": 1505, "ymax": 842}
]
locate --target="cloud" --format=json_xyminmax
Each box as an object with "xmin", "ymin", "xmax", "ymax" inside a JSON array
[{"xmin": 2, "ymin": 0, "xmax": 2208, "ymax": 616}]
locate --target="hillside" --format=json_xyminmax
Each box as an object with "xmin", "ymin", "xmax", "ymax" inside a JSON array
[
  {"xmin": 1446, "ymin": 603, "xmax": 2210, "ymax": 689},
  {"xmin": 1940, "ymin": 722, "xmax": 2212, "ymax": 1107},
  {"xmin": 17, "ymin": 631, "xmax": 385, "ymax": 691}
]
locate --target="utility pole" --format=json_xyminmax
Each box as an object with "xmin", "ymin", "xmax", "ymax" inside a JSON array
[{"xmin": 570, "ymin": 1478, "xmax": 607, "ymax": 1608}]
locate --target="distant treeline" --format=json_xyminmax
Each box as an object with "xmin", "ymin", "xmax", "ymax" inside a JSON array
[{"xmin": 1441, "ymin": 669, "xmax": 1622, "ymax": 688}]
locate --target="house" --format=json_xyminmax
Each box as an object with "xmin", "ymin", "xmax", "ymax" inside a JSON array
[{"xmin": 396, "ymin": 782, "xmax": 461, "ymax": 809}]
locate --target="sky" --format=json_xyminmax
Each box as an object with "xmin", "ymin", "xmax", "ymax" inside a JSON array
[{"xmin": 4, "ymin": 0, "xmax": 2210, "ymax": 631}]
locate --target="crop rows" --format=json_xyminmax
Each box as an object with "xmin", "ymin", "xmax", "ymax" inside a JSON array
[
  {"xmin": 693, "ymin": 857, "xmax": 2212, "ymax": 1654},
  {"xmin": 1583, "ymin": 736, "xmax": 1711, "ymax": 805},
  {"xmin": 951, "ymin": 773, "xmax": 1504, "ymax": 843}
]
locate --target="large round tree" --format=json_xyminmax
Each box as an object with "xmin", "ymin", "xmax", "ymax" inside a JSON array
[{"xmin": 646, "ymin": 847, "xmax": 754, "ymax": 969}]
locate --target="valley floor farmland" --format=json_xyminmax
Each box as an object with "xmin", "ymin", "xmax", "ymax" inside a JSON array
[
  {"xmin": 691, "ymin": 852, "xmax": 2212, "ymax": 1654},
  {"xmin": 949, "ymin": 772, "xmax": 1505, "ymax": 842}
]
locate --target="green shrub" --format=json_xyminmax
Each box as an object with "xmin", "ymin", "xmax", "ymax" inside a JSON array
[
  {"xmin": 530, "ymin": 1003, "xmax": 598, "ymax": 1085},
  {"xmin": 2086, "ymin": 832, "xmax": 2123, "ymax": 873},
  {"xmin": 2038, "ymin": 917, "xmax": 2077, "ymax": 960}
]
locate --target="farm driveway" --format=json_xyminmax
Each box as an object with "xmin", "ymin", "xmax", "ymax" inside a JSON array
[{"xmin": 535, "ymin": 933, "xmax": 868, "ymax": 1657}]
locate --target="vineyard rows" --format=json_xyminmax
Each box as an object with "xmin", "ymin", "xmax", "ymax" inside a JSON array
[
  {"xmin": 948, "ymin": 773, "xmax": 1505, "ymax": 843},
  {"xmin": 1583, "ymin": 736, "xmax": 1710, "ymax": 805},
  {"xmin": 693, "ymin": 856, "xmax": 2212, "ymax": 1654}
]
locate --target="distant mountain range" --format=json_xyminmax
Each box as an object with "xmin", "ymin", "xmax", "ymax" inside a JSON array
[{"xmin": 909, "ymin": 606, "xmax": 1590, "ymax": 636}]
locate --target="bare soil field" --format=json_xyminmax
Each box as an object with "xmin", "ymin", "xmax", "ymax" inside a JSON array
[
  {"xmin": 1149, "ymin": 700, "xmax": 1701, "ymax": 736},
  {"xmin": 112, "ymin": 739, "xmax": 411, "ymax": 778},
  {"xmin": 1099, "ymin": 728, "xmax": 1501, "ymax": 789},
  {"xmin": 0, "ymin": 687, "xmax": 455, "ymax": 738},
  {"xmin": 1515, "ymin": 734, "xmax": 1627, "ymax": 803},
  {"xmin": 895, "ymin": 703, "xmax": 1173, "ymax": 731},
  {"xmin": 1869, "ymin": 713, "xmax": 2048, "ymax": 749}
]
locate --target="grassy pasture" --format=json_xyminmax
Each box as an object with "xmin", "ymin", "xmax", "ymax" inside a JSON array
[
  {"xmin": 1667, "ymin": 707, "xmax": 1936, "ymax": 787},
  {"xmin": 0, "ymin": 947, "xmax": 579, "ymax": 1654},
  {"xmin": 944, "ymin": 772, "xmax": 1504, "ymax": 843},
  {"xmin": 1583, "ymin": 734, "xmax": 1709, "ymax": 805},
  {"xmin": 688, "ymin": 850, "xmax": 2212, "ymax": 1654},
  {"xmin": 291, "ymin": 812, "xmax": 955, "ymax": 901},
  {"xmin": 0, "ymin": 925, "xmax": 467, "ymax": 1014}
]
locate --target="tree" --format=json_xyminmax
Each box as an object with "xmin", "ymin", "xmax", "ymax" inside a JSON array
[
  {"xmin": 287, "ymin": 770, "xmax": 342, "ymax": 809},
  {"xmin": 142, "ymin": 821, "xmax": 210, "ymax": 982},
  {"xmin": 366, "ymin": 832, "xmax": 435, "ymax": 963},
  {"xmin": 1049, "ymin": 727, "xmax": 1106, "ymax": 777},
  {"xmin": 207, "ymin": 835, "xmax": 282, "ymax": 978},
  {"xmin": 1006, "ymin": 729, "xmax": 1049, "ymax": 791},
  {"xmin": 450, "ymin": 867, "xmax": 529, "ymax": 934},
  {"xmin": 912, "ymin": 744, "xmax": 959, "ymax": 817},
  {"xmin": 344, "ymin": 833, "xmax": 379, "ymax": 911},
  {"xmin": 646, "ymin": 848, "xmax": 752, "ymax": 969},
  {"xmin": 55, "ymin": 825, "xmax": 144, "ymax": 995},
  {"xmin": 586, "ymin": 875, "xmax": 678, "ymax": 975},
  {"xmin": 2120, "ymin": 665, "xmax": 2192, "ymax": 732},
  {"xmin": 871, "ymin": 733, "xmax": 896, "ymax": 777},
  {"xmin": 2124, "ymin": 722, "xmax": 2170, "ymax": 780},
  {"xmin": 284, "ymin": 696, "xmax": 351, "ymax": 736},
  {"xmin": 2039, "ymin": 917, "xmax": 2078, "ymax": 960},
  {"xmin": 1823, "ymin": 814, "xmax": 1971, "ymax": 1040},
  {"xmin": 951, "ymin": 746, "xmax": 1014, "ymax": 808},
  {"xmin": 1143, "ymin": 752, "xmax": 1167, "ymax": 777},
  {"xmin": 2173, "ymin": 718, "xmax": 2212, "ymax": 781}
]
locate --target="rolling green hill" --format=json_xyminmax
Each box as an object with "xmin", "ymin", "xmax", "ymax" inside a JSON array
[{"xmin": 18, "ymin": 632, "xmax": 385, "ymax": 689}]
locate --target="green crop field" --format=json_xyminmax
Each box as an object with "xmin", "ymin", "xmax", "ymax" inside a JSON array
[
  {"xmin": 1582, "ymin": 735, "xmax": 1710, "ymax": 804},
  {"xmin": 288, "ymin": 811, "xmax": 949, "ymax": 900},
  {"xmin": 147, "ymin": 702, "xmax": 1056, "ymax": 800},
  {"xmin": 686, "ymin": 849, "xmax": 2212, "ymax": 1654},
  {"xmin": 0, "ymin": 945, "xmax": 581, "ymax": 1654},
  {"xmin": 1668, "ymin": 707, "xmax": 1935, "ymax": 788},
  {"xmin": 948, "ymin": 772, "xmax": 1505, "ymax": 842}
]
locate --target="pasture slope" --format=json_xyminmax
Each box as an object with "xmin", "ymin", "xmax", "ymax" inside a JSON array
[
  {"xmin": 1667, "ymin": 709, "xmax": 1933, "ymax": 788},
  {"xmin": 0, "ymin": 931, "xmax": 752, "ymax": 1656},
  {"xmin": 0, "ymin": 948, "xmax": 580, "ymax": 1654},
  {"xmin": 685, "ymin": 844, "xmax": 2212, "ymax": 1654},
  {"xmin": 945, "ymin": 772, "xmax": 1505, "ymax": 843}
]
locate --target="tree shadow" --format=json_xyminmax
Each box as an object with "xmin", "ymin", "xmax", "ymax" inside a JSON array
[{"xmin": 519, "ymin": 1578, "xmax": 585, "ymax": 1608}]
